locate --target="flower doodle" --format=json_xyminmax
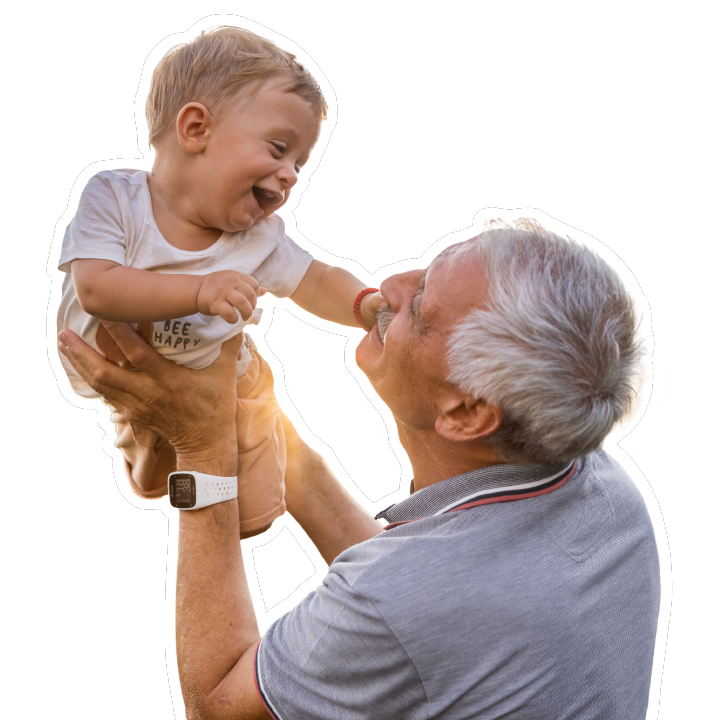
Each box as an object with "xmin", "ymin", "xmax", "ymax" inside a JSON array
[
  {"xmin": 86, "ymin": 583, "xmax": 153, "ymax": 720},
  {"xmin": 0, "ymin": 545, "xmax": 53, "ymax": 720}
]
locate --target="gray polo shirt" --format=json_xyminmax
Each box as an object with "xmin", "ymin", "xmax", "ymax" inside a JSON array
[{"xmin": 255, "ymin": 451, "xmax": 660, "ymax": 719}]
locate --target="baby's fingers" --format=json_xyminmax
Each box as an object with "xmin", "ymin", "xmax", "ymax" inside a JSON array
[
  {"xmin": 367, "ymin": 292, "xmax": 389, "ymax": 311},
  {"xmin": 217, "ymin": 301, "xmax": 239, "ymax": 324},
  {"xmin": 227, "ymin": 290, "xmax": 254, "ymax": 321}
]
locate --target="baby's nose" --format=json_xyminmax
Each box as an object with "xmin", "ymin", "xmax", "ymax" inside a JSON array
[{"xmin": 278, "ymin": 162, "xmax": 298, "ymax": 187}]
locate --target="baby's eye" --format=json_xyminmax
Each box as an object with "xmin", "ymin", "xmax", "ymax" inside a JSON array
[{"xmin": 272, "ymin": 143, "xmax": 287, "ymax": 155}]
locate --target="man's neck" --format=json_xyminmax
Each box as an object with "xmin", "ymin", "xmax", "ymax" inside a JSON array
[{"xmin": 397, "ymin": 424, "xmax": 506, "ymax": 492}]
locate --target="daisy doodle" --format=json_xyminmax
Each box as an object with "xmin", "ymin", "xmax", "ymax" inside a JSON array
[
  {"xmin": 86, "ymin": 583, "xmax": 153, "ymax": 720},
  {"xmin": 0, "ymin": 545, "xmax": 53, "ymax": 720}
]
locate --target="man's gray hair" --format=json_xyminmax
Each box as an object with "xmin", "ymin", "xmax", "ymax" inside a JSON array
[{"xmin": 446, "ymin": 220, "xmax": 643, "ymax": 466}]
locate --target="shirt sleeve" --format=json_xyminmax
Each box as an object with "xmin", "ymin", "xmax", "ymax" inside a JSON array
[
  {"xmin": 58, "ymin": 173, "xmax": 128, "ymax": 272},
  {"xmin": 252, "ymin": 218, "xmax": 313, "ymax": 298},
  {"xmin": 255, "ymin": 570, "xmax": 428, "ymax": 720}
]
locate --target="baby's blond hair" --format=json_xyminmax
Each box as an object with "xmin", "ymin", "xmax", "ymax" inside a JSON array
[{"xmin": 146, "ymin": 26, "xmax": 327, "ymax": 148}]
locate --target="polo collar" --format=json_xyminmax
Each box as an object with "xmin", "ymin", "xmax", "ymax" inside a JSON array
[{"xmin": 375, "ymin": 458, "xmax": 580, "ymax": 530}]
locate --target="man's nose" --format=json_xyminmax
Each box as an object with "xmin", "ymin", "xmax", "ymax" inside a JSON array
[{"xmin": 380, "ymin": 270, "xmax": 424, "ymax": 312}]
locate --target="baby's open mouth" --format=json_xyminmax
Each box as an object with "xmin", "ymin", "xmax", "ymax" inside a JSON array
[{"xmin": 252, "ymin": 186, "xmax": 284, "ymax": 209}]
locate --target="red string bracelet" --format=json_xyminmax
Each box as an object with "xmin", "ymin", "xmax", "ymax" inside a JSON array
[{"xmin": 353, "ymin": 287, "xmax": 380, "ymax": 332}]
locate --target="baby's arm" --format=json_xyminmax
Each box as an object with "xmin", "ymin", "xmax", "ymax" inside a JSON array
[
  {"xmin": 72, "ymin": 259, "xmax": 264, "ymax": 324},
  {"xmin": 290, "ymin": 259, "xmax": 386, "ymax": 330}
]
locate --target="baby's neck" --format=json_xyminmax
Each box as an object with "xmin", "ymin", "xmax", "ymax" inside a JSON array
[{"xmin": 148, "ymin": 156, "xmax": 223, "ymax": 252}]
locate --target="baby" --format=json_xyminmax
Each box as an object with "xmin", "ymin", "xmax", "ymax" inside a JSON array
[{"xmin": 57, "ymin": 26, "xmax": 384, "ymax": 537}]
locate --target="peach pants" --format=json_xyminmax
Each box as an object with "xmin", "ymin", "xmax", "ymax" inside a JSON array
[{"xmin": 105, "ymin": 336, "xmax": 286, "ymax": 538}]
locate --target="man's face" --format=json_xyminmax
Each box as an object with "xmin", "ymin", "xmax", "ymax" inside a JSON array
[{"xmin": 355, "ymin": 241, "xmax": 491, "ymax": 431}]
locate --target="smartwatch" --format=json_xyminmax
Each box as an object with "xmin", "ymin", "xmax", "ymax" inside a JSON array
[{"xmin": 168, "ymin": 471, "xmax": 238, "ymax": 510}]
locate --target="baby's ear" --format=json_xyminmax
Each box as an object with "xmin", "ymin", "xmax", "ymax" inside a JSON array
[{"xmin": 176, "ymin": 103, "xmax": 212, "ymax": 155}]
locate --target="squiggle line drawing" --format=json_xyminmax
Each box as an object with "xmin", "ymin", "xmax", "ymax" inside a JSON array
[
  {"xmin": 0, "ymin": 618, "xmax": 150, "ymax": 702},
  {"xmin": 657, "ymin": 365, "xmax": 720, "ymax": 512}
]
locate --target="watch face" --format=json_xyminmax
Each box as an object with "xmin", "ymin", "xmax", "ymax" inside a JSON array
[{"xmin": 169, "ymin": 473, "xmax": 196, "ymax": 509}]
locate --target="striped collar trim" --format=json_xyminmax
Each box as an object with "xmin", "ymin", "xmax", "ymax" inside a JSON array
[{"xmin": 377, "ymin": 459, "xmax": 579, "ymax": 531}]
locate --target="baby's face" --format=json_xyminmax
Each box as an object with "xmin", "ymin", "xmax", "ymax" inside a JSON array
[{"xmin": 193, "ymin": 79, "xmax": 321, "ymax": 233}]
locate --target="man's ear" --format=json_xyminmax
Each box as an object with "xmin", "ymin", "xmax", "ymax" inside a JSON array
[
  {"xmin": 435, "ymin": 396, "xmax": 503, "ymax": 443},
  {"xmin": 176, "ymin": 102, "xmax": 212, "ymax": 155}
]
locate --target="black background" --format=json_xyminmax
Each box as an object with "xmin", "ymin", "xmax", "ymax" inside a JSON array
[{"xmin": 0, "ymin": 299, "xmax": 720, "ymax": 720}]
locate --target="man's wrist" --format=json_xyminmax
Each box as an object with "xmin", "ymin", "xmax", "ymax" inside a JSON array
[{"xmin": 176, "ymin": 439, "xmax": 238, "ymax": 478}]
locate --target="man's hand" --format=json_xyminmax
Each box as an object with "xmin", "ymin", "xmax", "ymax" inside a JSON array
[
  {"xmin": 197, "ymin": 271, "xmax": 266, "ymax": 324},
  {"xmin": 58, "ymin": 322, "xmax": 241, "ymax": 471},
  {"xmin": 359, "ymin": 291, "xmax": 389, "ymax": 331}
]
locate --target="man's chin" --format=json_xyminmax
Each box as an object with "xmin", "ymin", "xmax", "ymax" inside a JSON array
[{"xmin": 355, "ymin": 331, "xmax": 381, "ymax": 377}]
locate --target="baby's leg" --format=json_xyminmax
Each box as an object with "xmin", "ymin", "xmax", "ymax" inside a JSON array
[
  {"xmin": 108, "ymin": 385, "xmax": 286, "ymax": 538},
  {"xmin": 104, "ymin": 337, "xmax": 287, "ymax": 539},
  {"xmin": 234, "ymin": 340, "xmax": 287, "ymax": 538},
  {"xmin": 98, "ymin": 321, "xmax": 174, "ymax": 498}
]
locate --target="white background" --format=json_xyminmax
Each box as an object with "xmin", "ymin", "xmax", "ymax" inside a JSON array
[
  {"xmin": 8, "ymin": 0, "xmax": 720, "ymax": 716},
  {"xmin": 2, "ymin": 2, "xmax": 717, "ymax": 718}
]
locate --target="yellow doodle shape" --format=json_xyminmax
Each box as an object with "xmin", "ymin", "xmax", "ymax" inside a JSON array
[{"xmin": 655, "ymin": 355, "xmax": 680, "ymax": 402}]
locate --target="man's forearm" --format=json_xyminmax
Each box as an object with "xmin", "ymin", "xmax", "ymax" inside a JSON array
[
  {"xmin": 175, "ymin": 450, "xmax": 266, "ymax": 720},
  {"xmin": 282, "ymin": 414, "xmax": 383, "ymax": 564}
]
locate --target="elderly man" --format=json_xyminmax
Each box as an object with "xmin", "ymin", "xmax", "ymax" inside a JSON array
[{"xmin": 59, "ymin": 222, "xmax": 660, "ymax": 720}]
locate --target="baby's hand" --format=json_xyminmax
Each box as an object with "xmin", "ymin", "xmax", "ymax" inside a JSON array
[
  {"xmin": 359, "ymin": 291, "xmax": 389, "ymax": 330},
  {"xmin": 197, "ymin": 271, "xmax": 266, "ymax": 324}
]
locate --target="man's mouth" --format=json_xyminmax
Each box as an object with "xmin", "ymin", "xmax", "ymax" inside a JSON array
[
  {"xmin": 375, "ymin": 305, "xmax": 394, "ymax": 345},
  {"xmin": 252, "ymin": 186, "xmax": 284, "ymax": 211}
]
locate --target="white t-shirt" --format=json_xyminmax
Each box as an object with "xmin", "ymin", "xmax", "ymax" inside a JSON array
[{"xmin": 58, "ymin": 169, "xmax": 313, "ymax": 398}]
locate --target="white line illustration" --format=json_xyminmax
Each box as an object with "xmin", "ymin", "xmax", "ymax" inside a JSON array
[
  {"xmin": 0, "ymin": 545, "xmax": 53, "ymax": 720},
  {"xmin": 86, "ymin": 583, "xmax": 153, "ymax": 720}
]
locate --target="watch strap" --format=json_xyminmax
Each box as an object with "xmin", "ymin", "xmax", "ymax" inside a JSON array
[{"xmin": 168, "ymin": 471, "xmax": 238, "ymax": 510}]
